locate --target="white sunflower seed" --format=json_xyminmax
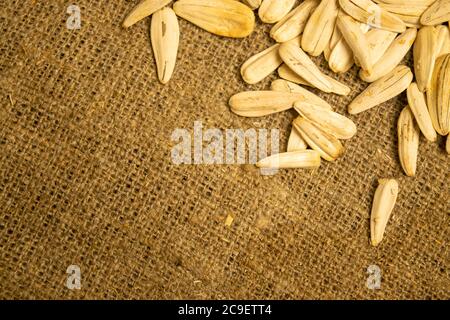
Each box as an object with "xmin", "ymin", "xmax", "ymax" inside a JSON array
[
  {"xmin": 339, "ymin": 0, "xmax": 406, "ymax": 32},
  {"xmin": 406, "ymin": 82, "xmax": 438, "ymax": 142},
  {"xmin": 293, "ymin": 117, "xmax": 345, "ymax": 161},
  {"xmin": 241, "ymin": 44, "xmax": 282, "ymax": 84},
  {"xmin": 123, "ymin": 0, "xmax": 172, "ymax": 28},
  {"xmin": 256, "ymin": 150, "xmax": 321, "ymax": 169},
  {"xmin": 370, "ymin": 178, "xmax": 399, "ymax": 247},
  {"xmin": 258, "ymin": 0, "xmax": 296, "ymax": 24},
  {"xmin": 360, "ymin": 28, "xmax": 416, "ymax": 83},
  {"xmin": 398, "ymin": 106, "xmax": 420, "ymax": 176},
  {"xmin": 173, "ymin": 0, "xmax": 255, "ymax": 38},
  {"xmin": 301, "ymin": 0, "xmax": 339, "ymax": 56},
  {"xmin": 294, "ymin": 102, "xmax": 357, "ymax": 139},
  {"xmin": 270, "ymin": 0, "xmax": 318, "ymax": 43},
  {"xmin": 151, "ymin": 7, "xmax": 180, "ymax": 84},
  {"xmin": 348, "ymin": 65, "xmax": 413, "ymax": 114}
]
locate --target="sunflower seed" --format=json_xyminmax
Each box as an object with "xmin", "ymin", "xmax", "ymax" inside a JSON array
[
  {"xmin": 270, "ymin": 0, "xmax": 318, "ymax": 43},
  {"xmin": 365, "ymin": 28, "xmax": 397, "ymax": 65},
  {"xmin": 173, "ymin": 0, "xmax": 255, "ymax": 38},
  {"xmin": 406, "ymin": 82, "xmax": 438, "ymax": 142},
  {"xmin": 360, "ymin": 28, "xmax": 416, "ymax": 82},
  {"xmin": 287, "ymin": 127, "xmax": 308, "ymax": 151},
  {"xmin": 256, "ymin": 150, "xmax": 321, "ymax": 169},
  {"xmin": 325, "ymin": 75, "xmax": 351, "ymax": 95},
  {"xmin": 421, "ymin": 0, "xmax": 450, "ymax": 26},
  {"xmin": 398, "ymin": 106, "xmax": 420, "ymax": 176},
  {"xmin": 329, "ymin": 22, "xmax": 370, "ymax": 71},
  {"xmin": 413, "ymin": 26, "xmax": 438, "ymax": 92},
  {"xmin": 337, "ymin": 12, "xmax": 373, "ymax": 73},
  {"xmin": 324, "ymin": 24, "xmax": 343, "ymax": 61},
  {"xmin": 295, "ymin": 102, "xmax": 357, "ymax": 139},
  {"xmin": 328, "ymin": 36, "xmax": 355, "ymax": 73},
  {"xmin": 373, "ymin": 0, "xmax": 435, "ymax": 5},
  {"xmin": 302, "ymin": 0, "xmax": 339, "ymax": 56},
  {"xmin": 258, "ymin": 0, "xmax": 296, "ymax": 24},
  {"xmin": 270, "ymin": 79, "xmax": 333, "ymax": 110},
  {"xmin": 436, "ymin": 25, "xmax": 450, "ymax": 58},
  {"xmin": 348, "ymin": 65, "xmax": 413, "ymax": 114},
  {"xmin": 241, "ymin": 44, "xmax": 282, "ymax": 84},
  {"xmin": 277, "ymin": 64, "xmax": 312, "ymax": 87},
  {"xmin": 151, "ymin": 7, "xmax": 180, "ymax": 84},
  {"xmin": 293, "ymin": 117, "xmax": 345, "ymax": 161},
  {"xmin": 427, "ymin": 54, "xmax": 450, "ymax": 135},
  {"xmin": 229, "ymin": 91, "xmax": 299, "ymax": 117},
  {"xmin": 377, "ymin": 3, "xmax": 429, "ymax": 15},
  {"xmin": 378, "ymin": 3, "xmax": 428, "ymax": 27},
  {"xmin": 241, "ymin": 0, "xmax": 262, "ymax": 10},
  {"xmin": 370, "ymin": 178, "xmax": 398, "ymax": 247},
  {"xmin": 339, "ymin": 0, "xmax": 406, "ymax": 32},
  {"xmin": 123, "ymin": 0, "xmax": 172, "ymax": 28},
  {"xmin": 279, "ymin": 41, "xmax": 349, "ymax": 95}
]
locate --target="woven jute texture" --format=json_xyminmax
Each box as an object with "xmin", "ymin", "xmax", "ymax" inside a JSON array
[{"xmin": 0, "ymin": 0, "xmax": 449, "ymax": 299}]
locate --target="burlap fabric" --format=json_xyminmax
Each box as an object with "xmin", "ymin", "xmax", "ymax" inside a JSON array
[{"xmin": 0, "ymin": 0, "xmax": 448, "ymax": 300}]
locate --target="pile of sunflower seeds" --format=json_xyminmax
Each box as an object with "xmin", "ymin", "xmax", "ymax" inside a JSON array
[{"xmin": 122, "ymin": 0, "xmax": 449, "ymax": 245}]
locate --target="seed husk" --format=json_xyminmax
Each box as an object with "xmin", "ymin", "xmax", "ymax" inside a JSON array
[
  {"xmin": 329, "ymin": 23, "xmax": 370, "ymax": 72},
  {"xmin": 287, "ymin": 127, "xmax": 308, "ymax": 151},
  {"xmin": 325, "ymin": 75, "xmax": 351, "ymax": 95},
  {"xmin": 241, "ymin": 0, "xmax": 262, "ymax": 10},
  {"xmin": 270, "ymin": 0, "xmax": 318, "ymax": 43},
  {"xmin": 360, "ymin": 28, "xmax": 416, "ymax": 83},
  {"xmin": 427, "ymin": 54, "xmax": 450, "ymax": 135},
  {"xmin": 348, "ymin": 65, "xmax": 413, "ymax": 114},
  {"xmin": 258, "ymin": 0, "xmax": 296, "ymax": 24},
  {"xmin": 370, "ymin": 178, "xmax": 399, "ymax": 247},
  {"xmin": 378, "ymin": 3, "xmax": 428, "ymax": 27},
  {"xmin": 372, "ymin": 0, "xmax": 435, "ymax": 5},
  {"xmin": 279, "ymin": 41, "xmax": 349, "ymax": 95},
  {"xmin": 413, "ymin": 26, "xmax": 438, "ymax": 92},
  {"xmin": 277, "ymin": 64, "xmax": 312, "ymax": 87},
  {"xmin": 295, "ymin": 102, "xmax": 357, "ymax": 139},
  {"xmin": 406, "ymin": 82, "xmax": 437, "ymax": 142},
  {"xmin": 390, "ymin": 13, "xmax": 421, "ymax": 28},
  {"xmin": 398, "ymin": 106, "xmax": 420, "ymax": 176},
  {"xmin": 123, "ymin": 0, "xmax": 172, "ymax": 28},
  {"xmin": 270, "ymin": 79, "xmax": 333, "ymax": 110},
  {"xmin": 173, "ymin": 0, "xmax": 255, "ymax": 38},
  {"xmin": 324, "ymin": 24, "xmax": 343, "ymax": 61},
  {"xmin": 151, "ymin": 7, "xmax": 180, "ymax": 84},
  {"xmin": 420, "ymin": 0, "xmax": 450, "ymax": 26},
  {"xmin": 301, "ymin": 0, "xmax": 339, "ymax": 57},
  {"xmin": 293, "ymin": 117, "xmax": 345, "ymax": 161},
  {"xmin": 436, "ymin": 25, "xmax": 450, "ymax": 58},
  {"xmin": 229, "ymin": 91, "xmax": 299, "ymax": 117},
  {"xmin": 365, "ymin": 28, "xmax": 397, "ymax": 66},
  {"xmin": 339, "ymin": 0, "xmax": 406, "ymax": 32},
  {"xmin": 336, "ymin": 12, "xmax": 373, "ymax": 73},
  {"xmin": 328, "ymin": 35, "xmax": 355, "ymax": 73},
  {"xmin": 377, "ymin": 3, "xmax": 428, "ymax": 16},
  {"xmin": 256, "ymin": 150, "xmax": 321, "ymax": 169},
  {"xmin": 279, "ymin": 41, "xmax": 333, "ymax": 92},
  {"xmin": 241, "ymin": 44, "xmax": 282, "ymax": 84}
]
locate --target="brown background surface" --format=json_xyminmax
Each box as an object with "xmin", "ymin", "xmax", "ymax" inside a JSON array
[{"xmin": 0, "ymin": 0, "xmax": 449, "ymax": 299}]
